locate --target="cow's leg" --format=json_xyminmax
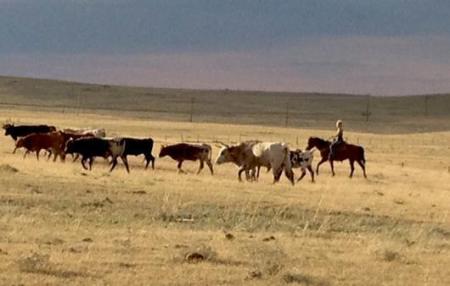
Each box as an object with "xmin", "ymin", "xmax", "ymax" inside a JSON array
[
  {"xmin": 245, "ymin": 168, "xmax": 253, "ymax": 181},
  {"xmin": 150, "ymin": 155, "xmax": 155, "ymax": 169},
  {"xmin": 36, "ymin": 149, "xmax": 40, "ymax": 161},
  {"xmin": 81, "ymin": 156, "xmax": 88, "ymax": 170},
  {"xmin": 73, "ymin": 154, "xmax": 79, "ymax": 162},
  {"xmin": 52, "ymin": 149, "xmax": 58, "ymax": 162},
  {"xmin": 206, "ymin": 160, "xmax": 214, "ymax": 175},
  {"xmin": 285, "ymin": 168, "xmax": 295, "ymax": 185},
  {"xmin": 316, "ymin": 157, "xmax": 327, "ymax": 175},
  {"xmin": 330, "ymin": 160, "xmax": 335, "ymax": 177},
  {"xmin": 47, "ymin": 150, "xmax": 52, "ymax": 160},
  {"xmin": 23, "ymin": 150, "xmax": 30, "ymax": 159},
  {"xmin": 88, "ymin": 157, "xmax": 94, "ymax": 170},
  {"xmin": 145, "ymin": 154, "xmax": 155, "ymax": 170},
  {"xmin": 121, "ymin": 156, "xmax": 130, "ymax": 173},
  {"xmin": 12, "ymin": 146, "xmax": 18, "ymax": 154},
  {"xmin": 297, "ymin": 169, "xmax": 306, "ymax": 182},
  {"xmin": 177, "ymin": 161, "xmax": 185, "ymax": 173},
  {"xmin": 197, "ymin": 160, "xmax": 204, "ymax": 174},
  {"xmin": 238, "ymin": 167, "xmax": 245, "ymax": 182},
  {"xmin": 307, "ymin": 166, "xmax": 315, "ymax": 183},
  {"xmin": 357, "ymin": 160, "xmax": 367, "ymax": 178},
  {"xmin": 250, "ymin": 167, "xmax": 257, "ymax": 181},
  {"xmin": 109, "ymin": 157, "xmax": 118, "ymax": 172},
  {"xmin": 349, "ymin": 160, "xmax": 355, "ymax": 178},
  {"xmin": 273, "ymin": 167, "xmax": 283, "ymax": 183}
]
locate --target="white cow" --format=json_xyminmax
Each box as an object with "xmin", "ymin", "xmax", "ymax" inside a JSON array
[
  {"xmin": 62, "ymin": 128, "xmax": 106, "ymax": 138},
  {"xmin": 251, "ymin": 142, "xmax": 294, "ymax": 185}
]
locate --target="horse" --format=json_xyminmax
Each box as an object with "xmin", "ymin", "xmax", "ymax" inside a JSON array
[{"xmin": 305, "ymin": 137, "xmax": 367, "ymax": 178}]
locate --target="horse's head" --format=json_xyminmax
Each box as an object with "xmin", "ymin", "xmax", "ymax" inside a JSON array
[{"xmin": 306, "ymin": 137, "xmax": 330, "ymax": 151}]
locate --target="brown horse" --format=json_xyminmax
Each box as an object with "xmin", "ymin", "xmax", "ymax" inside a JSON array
[{"xmin": 305, "ymin": 137, "xmax": 367, "ymax": 178}]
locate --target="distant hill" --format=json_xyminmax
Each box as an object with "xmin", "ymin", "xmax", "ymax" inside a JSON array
[{"xmin": 0, "ymin": 75, "xmax": 449, "ymax": 133}]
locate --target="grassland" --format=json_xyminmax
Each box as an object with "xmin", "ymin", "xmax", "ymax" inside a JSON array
[{"xmin": 0, "ymin": 104, "xmax": 449, "ymax": 285}]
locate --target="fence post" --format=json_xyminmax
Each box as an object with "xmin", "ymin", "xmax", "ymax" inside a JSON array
[
  {"xmin": 285, "ymin": 102, "xmax": 289, "ymax": 127},
  {"xmin": 189, "ymin": 97, "xmax": 195, "ymax": 122}
]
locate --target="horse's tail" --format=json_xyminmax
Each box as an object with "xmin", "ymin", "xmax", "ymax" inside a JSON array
[{"xmin": 360, "ymin": 147, "xmax": 366, "ymax": 164}]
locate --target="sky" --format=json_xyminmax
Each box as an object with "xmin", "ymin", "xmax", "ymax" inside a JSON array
[{"xmin": 1, "ymin": 0, "xmax": 450, "ymax": 95}]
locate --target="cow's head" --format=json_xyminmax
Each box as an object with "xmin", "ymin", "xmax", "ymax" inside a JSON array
[
  {"xmin": 159, "ymin": 145, "xmax": 168, "ymax": 158},
  {"xmin": 2, "ymin": 123, "xmax": 13, "ymax": 136},
  {"xmin": 216, "ymin": 143, "xmax": 242, "ymax": 165},
  {"xmin": 64, "ymin": 138, "xmax": 75, "ymax": 155},
  {"xmin": 15, "ymin": 137, "xmax": 25, "ymax": 149}
]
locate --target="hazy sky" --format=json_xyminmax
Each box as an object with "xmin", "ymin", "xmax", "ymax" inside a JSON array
[{"xmin": 1, "ymin": 0, "xmax": 450, "ymax": 95}]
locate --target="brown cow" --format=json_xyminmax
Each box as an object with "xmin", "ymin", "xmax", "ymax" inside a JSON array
[
  {"xmin": 159, "ymin": 143, "xmax": 213, "ymax": 174},
  {"xmin": 215, "ymin": 140, "xmax": 261, "ymax": 181},
  {"xmin": 14, "ymin": 132, "xmax": 66, "ymax": 161}
]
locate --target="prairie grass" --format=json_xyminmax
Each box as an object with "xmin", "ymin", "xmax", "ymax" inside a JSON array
[{"xmin": 0, "ymin": 107, "xmax": 449, "ymax": 285}]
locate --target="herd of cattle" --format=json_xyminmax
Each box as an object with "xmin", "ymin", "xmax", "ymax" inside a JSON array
[{"xmin": 3, "ymin": 123, "xmax": 320, "ymax": 185}]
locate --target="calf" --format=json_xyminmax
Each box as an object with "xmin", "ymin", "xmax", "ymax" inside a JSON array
[
  {"xmin": 65, "ymin": 137, "xmax": 127, "ymax": 171},
  {"xmin": 290, "ymin": 149, "xmax": 315, "ymax": 182},
  {"xmin": 159, "ymin": 143, "xmax": 213, "ymax": 174},
  {"xmin": 3, "ymin": 123, "xmax": 56, "ymax": 141},
  {"xmin": 14, "ymin": 132, "xmax": 65, "ymax": 161},
  {"xmin": 111, "ymin": 137, "xmax": 155, "ymax": 172}
]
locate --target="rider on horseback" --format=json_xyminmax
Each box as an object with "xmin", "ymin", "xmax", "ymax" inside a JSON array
[{"xmin": 329, "ymin": 120, "xmax": 344, "ymax": 160}]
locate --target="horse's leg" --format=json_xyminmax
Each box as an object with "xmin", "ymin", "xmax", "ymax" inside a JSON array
[
  {"xmin": 316, "ymin": 157, "xmax": 327, "ymax": 175},
  {"xmin": 307, "ymin": 165, "xmax": 315, "ymax": 183},
  {"xmin": 329, "ymin": 160, "xmax": 335, "ymax": 177},
  {"xmin": 349, "ymin": 159, "xmax": 355, "ymax": 178},
  {"xmin": 357, "ymin": 160, "xmax": 367, "ymax": 178}
]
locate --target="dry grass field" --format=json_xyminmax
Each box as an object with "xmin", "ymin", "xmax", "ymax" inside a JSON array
[{"xmin": 0, "ymin": 105, "xmax": 449, "ymax": 285}]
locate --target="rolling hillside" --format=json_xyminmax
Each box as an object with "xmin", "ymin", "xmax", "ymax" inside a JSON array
[{"xmin": 1, "ymin": 75, "xmax": 449, "ymax": 133}]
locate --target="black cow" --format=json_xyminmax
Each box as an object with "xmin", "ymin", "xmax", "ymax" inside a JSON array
[
  {"xmin": 113, "ymin": 137, "xmax": 155, "ymax": 172},
  {"xmin": 65, "ymin": 137, "xmax": 127, "ymax": 171},
  {"xmin": 3, "ymin": 123, "xmax": 56, "ymax": 141},
  {"xmin": 159, "ymin": 143, "xmax": 213, "ymax": 174}
]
